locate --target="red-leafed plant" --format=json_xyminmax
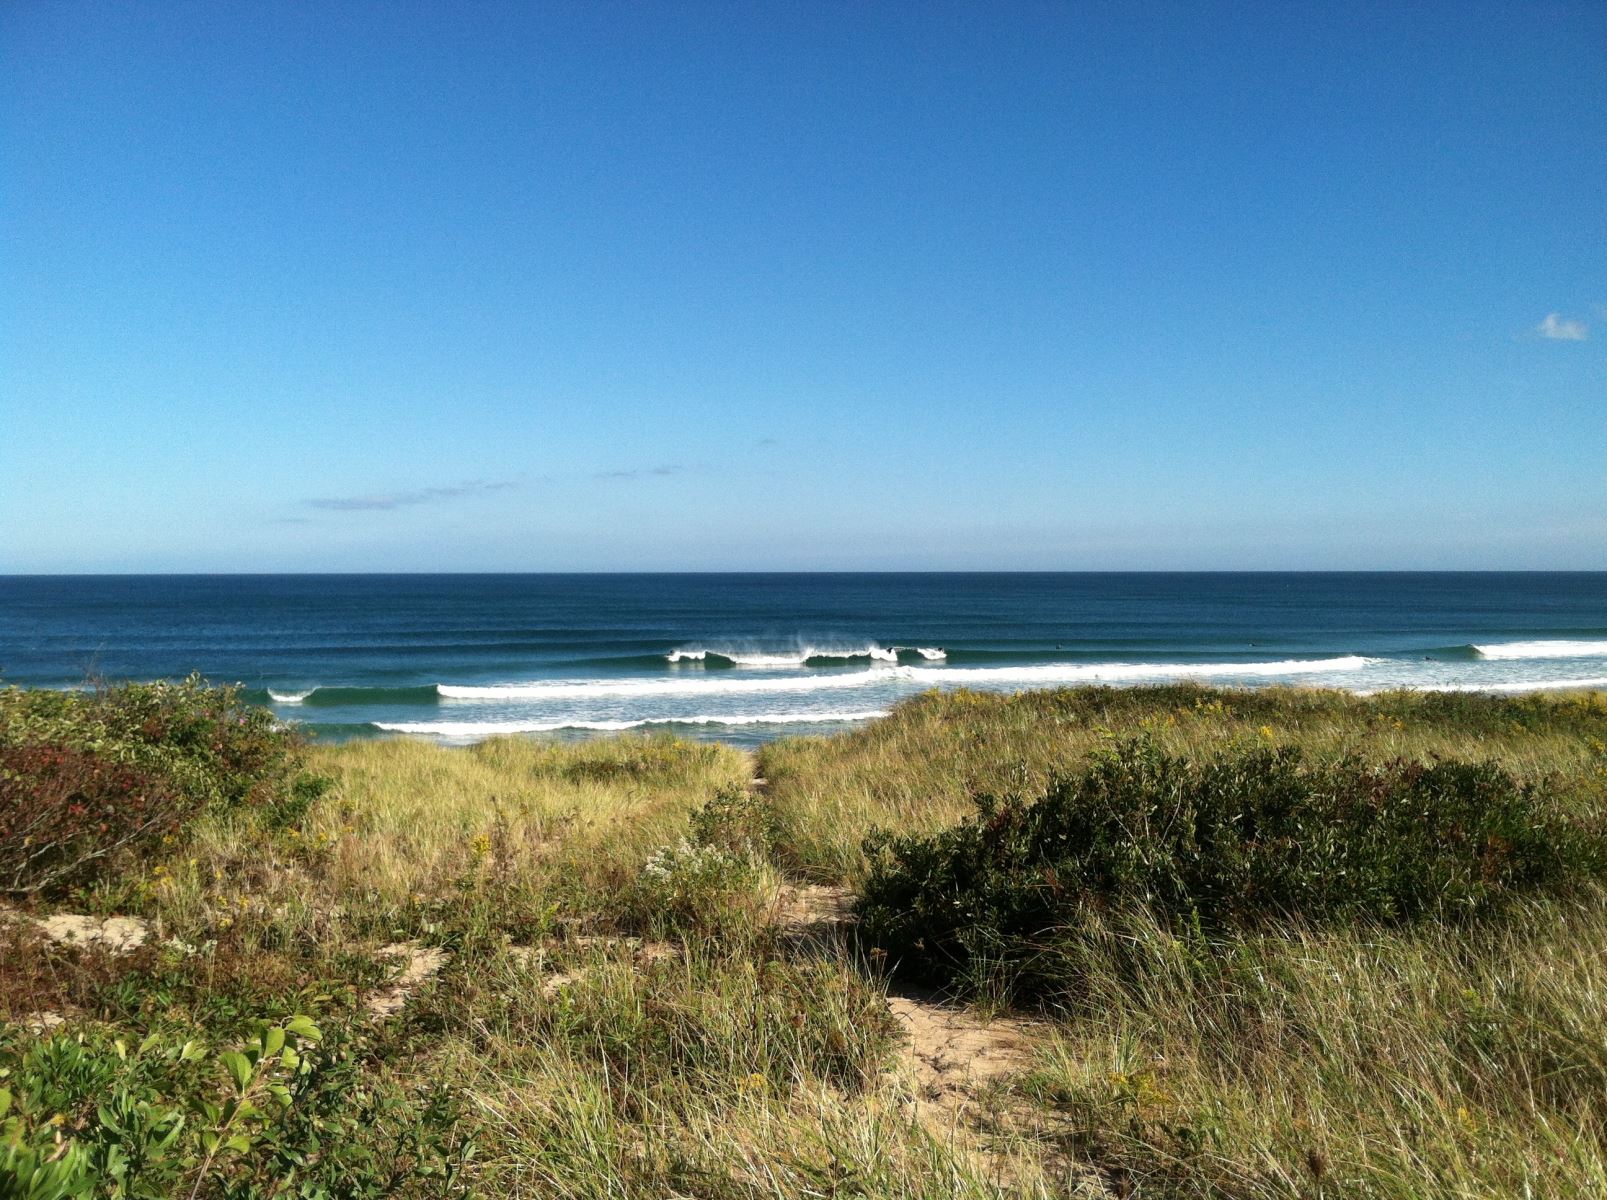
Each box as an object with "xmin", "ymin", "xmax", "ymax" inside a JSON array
[
  {"xmin": 0, "ymin": 742, "xmax": 183, "ymax": 895},
  {"xmin": 0, "ymin": 676, "xmax": 324, "ymax": 897}
]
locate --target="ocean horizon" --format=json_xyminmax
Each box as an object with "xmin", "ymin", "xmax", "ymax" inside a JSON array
[{"xmin": 4, "ymin": 571, "xmax": 1605, "ymax": 746}]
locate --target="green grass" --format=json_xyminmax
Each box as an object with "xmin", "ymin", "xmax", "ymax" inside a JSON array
[
  {"xmin": 4, "ymin": 683, "xmax": 1607, "ymax": 1197},
  {"xmin": 758, "ymin": 683, "xmax": 1607, "ymax": 883}
]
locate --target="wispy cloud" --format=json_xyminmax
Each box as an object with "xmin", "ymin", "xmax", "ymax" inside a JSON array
[
  {"xmin": 306, "ymin": 479, "xmax": 516, "ymax": 512},
  {"xmin": 1537, "ymin": 312, "xmax": 1588, "ymax": 341},
  {"xmin": 594, "ymin": 464, "xmax": 684, "ymax": 481}
]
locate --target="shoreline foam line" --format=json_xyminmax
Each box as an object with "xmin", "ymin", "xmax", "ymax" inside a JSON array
[
  {"xmin": 1359, "ymin": 676, "xmax": 1607, "ymax": 695},
  {"xmin": 1472, "ymin": 640, "xmax": 1607, "ymax": 660},
  {"xmin": 374, "ymin": 710, "xmax": 890, "ymax": 736}
]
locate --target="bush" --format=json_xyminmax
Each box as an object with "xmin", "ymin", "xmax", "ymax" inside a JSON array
[
  {"xmin": 620, "ymin": 784, "xmax": 778, "ymax": 935},
  {"xmin": 0, "ymin": 744, "xmax": 184, "ymax": 897},
  {"xmin": 686, "ymin": 782, "xmax": 775, "ymax": 862},
  {"xmin": 633, "ymin": 839, "xmax": 757, "ymax": 933},
  {"xmin": 0, "ymin": 678, "xmax": 321, "ymax": 897},
  {"xmin": 858, "ymin": 736, "xmax": 1605, "ymax": 999},
  {"xmin": 0, "ymin": 1017, "xmax": 472, "ymax": 1198}
]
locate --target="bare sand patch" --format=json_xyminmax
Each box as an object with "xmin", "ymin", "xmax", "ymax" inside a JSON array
[
  {"xmin": 367, "ymin": 941, "xmax": 450, "ymax": 1019},
  {"xmin": 887, "ymin": 995, "xmax": 1037, "ymax": 1106},
  {"xmin": 34, "ymin": 913, "xmax": 151, "ymax": 954}
]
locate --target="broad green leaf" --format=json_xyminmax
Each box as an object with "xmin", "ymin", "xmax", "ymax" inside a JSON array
[{"xmin": 220, "ymin": 1051, "xmax": 253, "ymax": 1092}]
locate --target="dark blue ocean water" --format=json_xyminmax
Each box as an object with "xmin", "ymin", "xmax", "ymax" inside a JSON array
[{"xmin": 3, "ymin": 574, "xmax": 1606, "ymax": 745}]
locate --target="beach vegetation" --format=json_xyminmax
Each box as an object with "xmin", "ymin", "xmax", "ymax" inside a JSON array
[
  {"xmin": 4, "ymin": 679, "xmax": 1607, "ymax": 1196},
  {"xmin": 857, "ymin": 734, "xmax": 1604, "ymax": 1000},
  {"xmin": 0, "ymin": 678, "xmax": 322, "ymax": 898}
]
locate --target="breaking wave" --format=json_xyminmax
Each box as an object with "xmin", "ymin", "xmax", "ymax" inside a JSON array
[
  {"xmin": 440, "ymin": 671, "xmax": 894, "ymax": 699},
  {"xmin": 439, "ymin": 655, "xmax": 1373, "ymax": 701},
  {"xmin": 666, "ymin": 643, "xmax": 944, "ymax": 666},
  {"xmin": 374, "ymin": 710, "xmax": 890, "ymax": 737},
  {"xmin": 247, "ymin": 685, "xmax": 441, "ymax": 707},
  {"xmin": 1472, "ymin": 640, "xmax": 1607, "ymax": 660}
]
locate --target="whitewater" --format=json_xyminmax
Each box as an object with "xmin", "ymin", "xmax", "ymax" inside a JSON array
[
  {"xmin": 5, "ymin": 572, "xmax": 1604, "ymax": 745},
  {"xmin": 347, "ymin": 649, "xmax": 1607, "ymax": 741}
]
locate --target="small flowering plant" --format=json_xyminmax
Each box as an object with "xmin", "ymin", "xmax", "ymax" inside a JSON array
[{"xmin": 636, "ymin": 838, "xmax": 755, "ymax": 932}]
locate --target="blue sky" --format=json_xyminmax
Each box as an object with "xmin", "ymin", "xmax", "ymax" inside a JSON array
[{"xmin": 3, "ymin": 1, "xmax": 1603, "ymax": 572}]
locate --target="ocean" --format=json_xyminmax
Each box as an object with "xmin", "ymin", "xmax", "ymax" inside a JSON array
[{"xmin": 2, "ymin": 573, "xmax": 1605, "ymax": 745}]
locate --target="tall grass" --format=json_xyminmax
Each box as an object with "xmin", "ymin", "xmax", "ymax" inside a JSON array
[
  {"xmin": 300, "ymin": 733, "xmax": 749, "ymax": 903},
  {"xmin": 8, "ymin": 685, "xmax": 1607, "ymax": 1198},
  {"xmin": 1016, "ymin": 895, "xmax": 1607, "ymax": 1197},
  {"xmin": 759, "ymin": 684, "xmax": 1607, "ymax": 883}
]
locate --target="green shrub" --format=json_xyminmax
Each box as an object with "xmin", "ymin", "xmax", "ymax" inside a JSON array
[
  {"xmin": 0, "ymin": 678, "xmax": 322, "ymax": 897},
  {"xmin": 858, "ymin": 736, "xmax": 1605, "ymax": 1000},
  {"xmin": 623, "ymin": 784, "xmax": 776, "ymax": 935},
  {"xmin": 0, "ymin": 1017, "xmax": 472, "ymax": 1198},
  {"xmin": 632, "ymin": 839, "xmax": 758, "ymax": 934},
  {"xmin": 686, "ymin": 783, "xmax": 775, "ymax": 862}
]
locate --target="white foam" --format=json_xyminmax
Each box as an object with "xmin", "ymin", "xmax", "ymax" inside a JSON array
[
  {"xmin": 1473, "ymin": 640, "xmax": 1607, "ymax": 661},
  {"xmin": 665, "ymin": 644, "xmax": 901, "ymax": 667},
  {"xmin": 900, "ymin": 655, "xmax": 1375, "ymax": 686},
  {"xmin": 441, "ymin": 669, "xmax": 899, "ymax": 700},
  {"xmin": 440, "ymin": 656, "xmax": 1372, "ymax": 702},
  {"xmin": 1362, "ymin": 676, "xmax": 1607, "ymax": 695},
  {"xmin": 268, "ymin": 690, "xmax": 312, "ymax": 704},
  {"xmin": 913, "ymin": 647, "xmax": 948, "ymax": 660},
  {"xmin": 374, "ymin": 710, "xmax": 890, "ymax": 737}
]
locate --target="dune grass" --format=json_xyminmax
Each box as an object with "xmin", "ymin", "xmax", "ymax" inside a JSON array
[
  {"xmin": 300, "ymin": 733, "xmax": 749, "ymax": 903},
  {"xmin": 5, "ymin": 684, "xmax": 1607, "ymax": 1197},
  {"xmin": 758, "ymin": 683, "xmax": 1607, "ymax": 883}
]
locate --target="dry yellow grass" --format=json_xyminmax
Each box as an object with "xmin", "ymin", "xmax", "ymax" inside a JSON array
[
  {"xmin": 759, "ymin": 684, "xmax": 1607, "ymax": 882},
  {"xmin": 301, "ymin": 733, "xmax": 750, "ymax": 900},
  {"xmin": 11, "ymin": 685, "xmax": 1607, "ymax": 1198}
]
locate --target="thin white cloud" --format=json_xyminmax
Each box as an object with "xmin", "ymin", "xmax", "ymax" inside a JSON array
[
  {"xmin": 306, "ymin": 479, "xmax": 516, "ymax": 511},
  {"xmin": 594, "ymin": 464, "xmax": 684, "ymax": 481},
  {"xmin": 1537, "ymin": 312, "xmax": 1588, "ymax": 341}
]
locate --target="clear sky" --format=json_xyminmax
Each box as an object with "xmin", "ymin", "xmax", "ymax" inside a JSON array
[{"xmin": 3, "ymin": 1, "xmax": 1603, "ymax": 572}]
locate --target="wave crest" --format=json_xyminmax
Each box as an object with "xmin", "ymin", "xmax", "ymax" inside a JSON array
[
  {"xmin": 1472, "ymin": 640, "xmax": 1607, "ymax": 661},
  {"xmin": 666, "ymin": 644, "xmax": 902, "ymax": 667},
  {"xmin": 1363, "ymin": 675, "xmax": 1607, "ymax": 695}
]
